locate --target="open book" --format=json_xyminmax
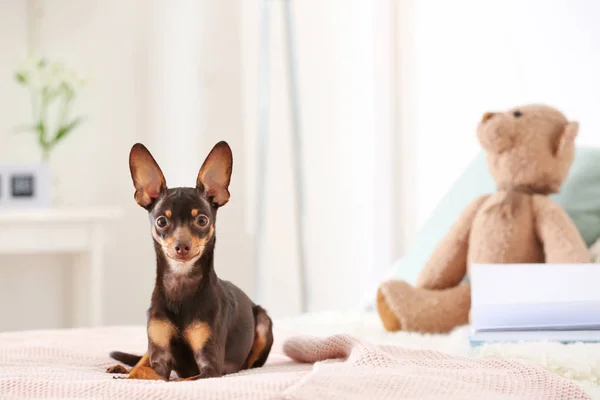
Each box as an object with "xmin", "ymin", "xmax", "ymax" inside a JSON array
[{"xmin": 469, "ymin": 263, "xmax": 600, "ymax": 344}]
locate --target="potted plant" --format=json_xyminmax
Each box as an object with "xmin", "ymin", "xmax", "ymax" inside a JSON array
[
  {"xmin": 14, "ymin": 56, "xmax": 88, "ymax": 161},
  {"xmin": 13, "ymin": 56, "xmax": 88, "ymax": 205}
]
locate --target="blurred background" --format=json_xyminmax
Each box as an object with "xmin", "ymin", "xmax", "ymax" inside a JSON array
[{"xmin": 1, "ymin": 0, "xmax": 600, "ymax": 331}]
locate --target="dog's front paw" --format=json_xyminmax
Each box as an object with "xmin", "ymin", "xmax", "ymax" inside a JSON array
[
  {"xmin": 106, "ymin": 364, "xmax": 129, "ymax": 374},
  {"xmin": 199, "ymin": 366, "xmax": 221, "ymax": 379},
  {"xmin": 181, "ymin": 367, "xmax": 221, "ymax": 381}
]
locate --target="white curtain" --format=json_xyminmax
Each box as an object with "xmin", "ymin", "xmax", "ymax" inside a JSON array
[{"xmin": 241, "ymin": 0, "xmax": 397, "ymax": 317}]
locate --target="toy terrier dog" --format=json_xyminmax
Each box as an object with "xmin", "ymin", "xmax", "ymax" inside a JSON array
[{"xmin": 107, "ymin": 141, "xmax": 273, "ymax": 381}]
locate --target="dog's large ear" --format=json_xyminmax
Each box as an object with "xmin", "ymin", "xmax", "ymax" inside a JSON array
[
  {"xmin": 129, "ymin": 143, "xmax": 167, "ymax": 209},
  {"xmin": 196, "ymin": 141, "xmax": 233, "ymax": 207}
]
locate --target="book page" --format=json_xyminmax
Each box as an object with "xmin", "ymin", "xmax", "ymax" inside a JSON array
[{"xmin": 471, "ymin": 263, "xmax": 600, "ymax": 330}]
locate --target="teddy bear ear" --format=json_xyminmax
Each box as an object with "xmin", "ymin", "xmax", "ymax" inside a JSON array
[{"xmin": 554, "ymin": 121, "xmax": 579, "ymax": 156}]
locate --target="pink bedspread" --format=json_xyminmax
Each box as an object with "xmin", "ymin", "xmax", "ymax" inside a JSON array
[{"xmin": 0, "ymin": 326, "xmax": 589, "ymax": 399}]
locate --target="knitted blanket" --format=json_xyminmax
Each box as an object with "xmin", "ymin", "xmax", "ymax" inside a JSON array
[{"xmin": 0, "ymin": 326, "xmax": 589, "ymax": 399}]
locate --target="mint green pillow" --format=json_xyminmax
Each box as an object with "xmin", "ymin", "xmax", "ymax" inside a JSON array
[{"xmin": 392, "ymin": 147, "xmax": 600, "ymax": 285}]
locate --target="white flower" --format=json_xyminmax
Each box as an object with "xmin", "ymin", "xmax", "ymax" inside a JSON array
[
  {"xmin": 13, "ymin": 54, "xmax": 88, "ymax": 156},
  {"xmin": 14, "ymin": 56, "xmax": 90, "ymax": 92}
]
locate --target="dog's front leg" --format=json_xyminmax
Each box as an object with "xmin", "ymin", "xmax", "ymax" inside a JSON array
[
  {"xmin": 187, "ymin": 343, "xmax": 222, "ymax": 380},
  {"xmin": 147, "ymin": 344, "xmax": 172, "ymax": 380},
  {"xmin": 126, "ymin": 318, "xmax": 175, "ymax": 381},
  {"xmin": 183, "ymin": 322, "xmax": 223, "ymax": 380}
]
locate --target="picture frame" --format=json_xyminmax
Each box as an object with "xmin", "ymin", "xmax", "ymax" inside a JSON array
[{"xmin": 0, "ymin": 164, "xmax": 51, "ymax": 208}]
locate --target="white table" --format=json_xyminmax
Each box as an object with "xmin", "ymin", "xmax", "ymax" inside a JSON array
[{"xmin": 0, "ymin": 208, "xmax": 123, "ymax": 327}]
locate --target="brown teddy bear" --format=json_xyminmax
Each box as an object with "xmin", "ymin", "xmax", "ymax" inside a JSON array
[{"xmin": 377, "ymin": 104, "xmax": 591, "ymax": 333}]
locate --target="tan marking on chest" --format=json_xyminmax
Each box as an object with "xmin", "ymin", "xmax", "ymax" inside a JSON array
[
  {"xmin": 163, "ymin": 269, "xmax": 203, "ymax": 303},
  {"xmin": 148, "ymin": 319, "xmax": 176, "ymax": 348},
  {"xmin": 184, "ymin": 321, "xmax": 211, "ymax": 352}
]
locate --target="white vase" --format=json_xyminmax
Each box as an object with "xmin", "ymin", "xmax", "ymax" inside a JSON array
[
  {"xmin": 41, "ymin": 161, "xmax": 63, "ymax": 207},
  {"xmin": 50, "ymin": 171, "xmax": 63, "ymax": 206}
]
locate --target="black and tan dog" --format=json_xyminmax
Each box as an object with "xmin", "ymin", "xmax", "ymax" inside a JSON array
[{"xmin": 107, "ymin": 141, "xmax": 273, "ymax": 381}]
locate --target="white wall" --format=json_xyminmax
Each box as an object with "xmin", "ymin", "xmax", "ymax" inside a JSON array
[{"xmin": 397, "ymin": 0, "xmax": 600, "ymax": 235}]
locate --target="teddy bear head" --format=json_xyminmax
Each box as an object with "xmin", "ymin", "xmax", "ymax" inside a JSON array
[{"xmin": 476, "ymin": 104, "xmax": 578, "ymax": 194}]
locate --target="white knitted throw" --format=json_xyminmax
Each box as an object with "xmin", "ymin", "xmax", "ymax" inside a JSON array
[{"xmin": 0, "ymin": 326, "xmax": 590, "ymax": 399}]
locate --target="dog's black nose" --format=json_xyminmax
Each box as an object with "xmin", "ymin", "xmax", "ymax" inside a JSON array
[{"xmin": 174, "ymin": 242, "xmax": 191, "ymax": 257}]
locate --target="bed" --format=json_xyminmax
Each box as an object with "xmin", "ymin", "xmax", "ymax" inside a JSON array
[{"xmin": 1, "ymin": 311, "xmax": 598, "ymax": 399}]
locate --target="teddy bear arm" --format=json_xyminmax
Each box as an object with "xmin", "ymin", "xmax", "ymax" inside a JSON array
[
  {"xmin": 532, "ymin": 195, "xmax": 590, "ymax": 263},
  {"xmin": 416, "ymin": 195, "xmax": 490, "ymax": 290}
]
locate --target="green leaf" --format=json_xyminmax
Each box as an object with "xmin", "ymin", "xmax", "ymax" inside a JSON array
[
  {"xmin": 39, "ymin": 132, "xmax": 48, "ymax": 149},
  {"xmin": 60, "ymin": 81, "xmax": 74, "ymax": 95},
  {"xmin": 35, "ymin": 120, "xmax": 45, "ymax": 134},
  {"xmin": 15, "ymin": 72, "xmax": 27, "ymax": 84},
  {"xmin": 54, "ymin": 116, "xmax": 84, "ymax": 143}
]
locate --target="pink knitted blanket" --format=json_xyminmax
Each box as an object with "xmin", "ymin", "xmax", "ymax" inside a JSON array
[{"xmin": 0, "ymin": 326, "xmax": 589, "ymax": 399}]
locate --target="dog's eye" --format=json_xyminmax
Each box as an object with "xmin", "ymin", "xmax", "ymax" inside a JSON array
[
  {"xmin": 196, "ymin": 215, "xmax": 209, "ymax": 227},
  {"xmin": 156, "ymin": 216, "xmax": 168, "ymax": 229},
  {"xmin": 513, "ymin": 110, "xmax": 522, "ymax": 118}
]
